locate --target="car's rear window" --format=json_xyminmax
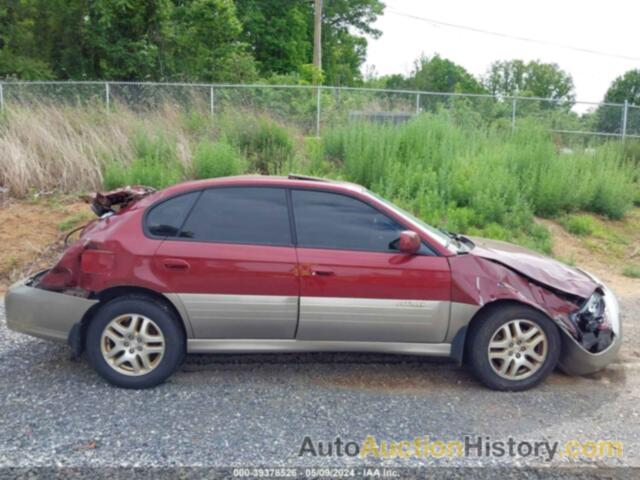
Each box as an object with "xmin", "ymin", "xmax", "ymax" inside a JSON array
[{"xmin": 145, "ymin": 191, "xmax": 199, "ymax": 237}]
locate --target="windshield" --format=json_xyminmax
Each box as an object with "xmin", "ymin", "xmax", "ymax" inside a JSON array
[{"xmin": 365, "ymin": 190, "xmax": 463, "ymax": 252}]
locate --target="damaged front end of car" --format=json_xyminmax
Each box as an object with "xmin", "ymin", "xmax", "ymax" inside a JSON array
[
  {"xmin": 558, "ymin": 271, "xmax": 621, "ymax": 376},
  {"xmin": 449, "ymin": 238, "xmax": 621, "ymax": 376}
]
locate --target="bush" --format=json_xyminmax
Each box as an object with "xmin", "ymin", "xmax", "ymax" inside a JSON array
[
  {"xmin": 192, "ymin": 140, "xmax": 244, "ymax": 179},
  {"xmin": 223, "ymin": 114, "xmax": 294, "ymax": 174},
  {"xmin": 560, "ymin": 214, "xmax": 597, "ymax": 236},
  {"xmin": 321, "ymin": 113, "xmax": 637, "ymax": 231},
  {"xmin": 103, "ymin": 131, "xmax": 183, "ymax": 189},
  {"xmin": 622, "ymin": 264, "xmax": 640, "ymax": 278}
]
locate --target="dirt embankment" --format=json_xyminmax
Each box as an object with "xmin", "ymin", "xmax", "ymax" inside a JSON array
[
  {"xmin": 537, "ymin": 211, "xmax": 640, "ymax": 298},
  {"xmin": 0, "ymin": 198, "xmax": 90, "ymax": 292}
]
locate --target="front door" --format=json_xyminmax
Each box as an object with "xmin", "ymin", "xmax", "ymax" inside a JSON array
[
  {"xmin": 290, "ymin": 189, "xmax": 451, "ymax": 343},
  {"xmin": 151, "ymin": 186, "xmax": 299, "ymax": 339}
]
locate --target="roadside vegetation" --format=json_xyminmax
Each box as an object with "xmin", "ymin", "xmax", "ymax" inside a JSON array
[
  {"xmin": 0, "ymin": 103, "xmax": 638, "ymax": 257},
  {"xmin": 623, "ymin": 265, "xmax": 640, "ymax": 279}
]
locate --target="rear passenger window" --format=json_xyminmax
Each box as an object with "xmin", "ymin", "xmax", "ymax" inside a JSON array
[
  {"xmin": 179, "ymin": 187, "xmax": 291, "ymax": 245},
  {"xmin": 146, "ymin": 191, "xmax": 199, "ymax": 237}
]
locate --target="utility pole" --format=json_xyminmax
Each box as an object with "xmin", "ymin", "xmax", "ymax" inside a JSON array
[
  {"xmin": 313, "ymin": 0, "xmax": 323, "ymax": 81},
  {"xmin": 313, "ymin": 0, "xmax": 323, "ymax": 136}
]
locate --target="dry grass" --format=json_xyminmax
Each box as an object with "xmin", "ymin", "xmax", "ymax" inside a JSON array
[{"xmin": 0, "ymin": 104, "xmax": 193, "ymax": 197}]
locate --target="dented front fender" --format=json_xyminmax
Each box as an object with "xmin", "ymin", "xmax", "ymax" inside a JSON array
[{"xmin": 448, "ymin": 254, "xmax": 620, "ymax": 373}]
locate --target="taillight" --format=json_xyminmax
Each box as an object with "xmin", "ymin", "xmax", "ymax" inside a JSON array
[
  {"xmin": 80, "ymin": 249, "xmax": 115, "ymax": 274},
  {"xmin": 37, "ymin": 241, "xmax": 86, "ymax": 290}
]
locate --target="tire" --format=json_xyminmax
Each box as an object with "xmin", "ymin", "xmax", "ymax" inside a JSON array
[
  {"xmin": 85, "ymin": 295, "xmax": 185, "ymax": 389},
  {"xmin": 466, "ymin": 304, "xmax": 561, "ymax": 391}
]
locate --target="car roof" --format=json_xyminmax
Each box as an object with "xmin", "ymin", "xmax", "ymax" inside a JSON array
[{"xmin": 156, "ymin": 174, "xmax": 366, "ymax": 198}]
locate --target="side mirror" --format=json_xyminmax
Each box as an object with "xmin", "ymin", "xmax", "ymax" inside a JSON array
[{"xmin": 399, "ymin": 230, "xmax": 421, "ymax": 254}]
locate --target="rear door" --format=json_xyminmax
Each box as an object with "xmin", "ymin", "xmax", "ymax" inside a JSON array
[
  {"xmin": 291, "ymin": 189, "xmax": 451, "ymax": 343},
  {"xmin": 150, "ymin": 186, "xmax": 299, "ymax": 339}
]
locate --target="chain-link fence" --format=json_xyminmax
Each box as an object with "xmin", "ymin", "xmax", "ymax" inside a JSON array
[{"xmin": 0, "ymin": 81, "xmax": 637, "ymax": 140}]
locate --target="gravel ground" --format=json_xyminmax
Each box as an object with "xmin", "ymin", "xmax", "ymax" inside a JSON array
[{"xmin": 0, "ymin": 295, "xmax": 639, "ymax": 477}]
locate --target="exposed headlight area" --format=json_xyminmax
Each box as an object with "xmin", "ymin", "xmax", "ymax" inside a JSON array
[{"xmin": 569, "ymin": 290, "xmax": 615, "ymax": 354}]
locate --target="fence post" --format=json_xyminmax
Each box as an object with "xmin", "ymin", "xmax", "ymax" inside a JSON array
[
  {"xmin": 210, "ymin": 86, "xmax": 215, "ymax": 118},
  {"xmin": 622, "ymin": 100, "xmax": 628, "ymax": 141},
  {"xmin": 0, "ymin": 82, "xmax": 4, "ymax": 112},
  {"xmin": 105, "ymin": 82, "xmax": 110, "ymax": 111},
  {"xmin": 511, "ymin": 98, "xmax": 517, "ymax": 132},
  {"xmin": 316, "ymin": 86, "xmax": 321, "ymax": 138},
  {"xmin": 415, "ymin": 93, "xmax": 420, "ymax": 115}
]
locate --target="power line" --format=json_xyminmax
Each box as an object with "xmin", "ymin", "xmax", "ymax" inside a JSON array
[{"xmin": 387, "ymin": 9, "xmax": 640, "ymax": 62}]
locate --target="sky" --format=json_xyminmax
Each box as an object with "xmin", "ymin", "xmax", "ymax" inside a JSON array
[{"xmin": 364, "ymin": 0, "xmax": 640, "ymax": 109}]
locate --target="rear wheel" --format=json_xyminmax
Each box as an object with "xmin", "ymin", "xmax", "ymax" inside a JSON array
[
  {"xmin": 467, "ymin": 305, "xmax": 561, "ymax": 391},
  {"xmin": 86, "ymin": 296, "xmax": 185, "ymax": 388}
]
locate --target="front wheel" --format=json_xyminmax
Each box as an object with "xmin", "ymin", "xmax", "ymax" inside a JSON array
[
  {"xmin": 85, "ymin": 296, "xmax": 185, "ymax": 389},
  {"xmin": 467, "ymin": 305, "xmax": 561, "ymax": 391}
]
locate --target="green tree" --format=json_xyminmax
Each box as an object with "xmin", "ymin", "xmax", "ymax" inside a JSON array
[
  {"xmin": 236, "ymin": 0, "xmax": 384, "ymax": 85},
  {"xmin": 0, "ymin": 0, "xmax": 54, "ymax": 79},
  {"xmin": 321, "ymin": 0, "xmax": 384, "ymax": 85},
  {"xmin": 236, "ymin": 0, "xmax": 310, "ymax": 77},
  {"xmin": 407, "ymin": 54, "xmax": 485, "ymax": 93},
  {"xmin": 484, "ymin": 59, "xmax": 575, "ymax": 104},
  {"xmin": 87, "ymin": 0, "xmax": 172, "ymax": 80},
  {"xmin": 170, "ymin": 0, "xmax": 256, "ymax": 82},
  {"xmin": 597, "ymin": 69, "xmax": 640, "ymax": 134},
  {"xmin": 602, "ymin": 69, "xmax": 640, "ymax": 105}
]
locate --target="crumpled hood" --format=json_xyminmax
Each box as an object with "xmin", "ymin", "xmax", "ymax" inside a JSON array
[{"xmin": 468, "ymin": 237, "xmax": 599, "ymax": 299}]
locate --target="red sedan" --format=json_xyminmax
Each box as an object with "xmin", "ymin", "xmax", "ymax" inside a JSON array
[{"xmin": 5, "ymin": 175, "xmax": 621, "ymax": 390}]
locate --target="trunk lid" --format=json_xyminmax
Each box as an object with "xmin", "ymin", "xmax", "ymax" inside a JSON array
[{"xmin": 81, "ymin": 186, "xmax": 156, "ymax": 217}]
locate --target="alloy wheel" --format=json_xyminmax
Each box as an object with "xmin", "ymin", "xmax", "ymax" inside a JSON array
[
  {"xmin": 487, "ymin": 319, "xmax": 548, "ymax": 380},
  {"xmin": 100, "ymin": 314, "xmax": 165, "ymax": 376}
]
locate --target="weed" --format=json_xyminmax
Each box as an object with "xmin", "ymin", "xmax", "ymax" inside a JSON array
[
  {"xmin": 224, "ymin": 114, "xmax": 294, "ymax": 174},
  {"xmin": 622, "ymin": 264, "xmax": 640, "ymax": 278},
  {"xmin": 58, "ymin": 212, "xmax": 93, "ymax": 231},
  {"xmin": 560, "ymin": 215, "xmax": 597, "ymax": 236},
  {"xmin": 192, "ymin": 140, "xmax": 244, "ymax": 179},
  {"xmin": 2, "ymin": 104, "xmax": 638, "ymax": 255},
  {"xmin": 104, "ymin": 131, "xmax": 183, "ymax": 189}
]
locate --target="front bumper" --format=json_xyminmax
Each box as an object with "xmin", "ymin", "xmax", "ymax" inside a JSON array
[
  {"xmin": 5, "ymin": 278, "xmax": 97, "ymax": 342},
  {"xmin": 558, "ymin": 281, "xmax": 622, "ymax": 376}
]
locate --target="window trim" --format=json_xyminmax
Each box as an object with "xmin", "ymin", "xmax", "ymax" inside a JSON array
[
  {"xmin": 289, "ymin": 187, "xmax": 437, "ymax": 256},
  {"xmin": 142, "ymin": 185, "xmax": 295, "ymax": 247},
  {"xmin": 142, "ymin": 183, "xmax": 440, "ymax": 255}
]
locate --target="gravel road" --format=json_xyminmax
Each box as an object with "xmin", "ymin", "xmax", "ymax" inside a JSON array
[{"xmin": 1, "ymin": 295, "xmax": 639, "ymax": 477}]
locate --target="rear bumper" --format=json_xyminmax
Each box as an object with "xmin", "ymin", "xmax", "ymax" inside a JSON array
[
  {"xmin": 5, "ymin": 278, "xmax": 97, "ymax": 342},
  {"xmin": 558, "ymin": 281, "xmax": 622, "ymax": 376}
]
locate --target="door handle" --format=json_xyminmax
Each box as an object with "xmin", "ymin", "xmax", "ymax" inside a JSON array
[
  {"xmin": 162, "ymin": 259, "xmax": 190, "ymax": 271},
  {"xmin": 311, "ymin": 268, "xmax": 334, "ymax": 276}
]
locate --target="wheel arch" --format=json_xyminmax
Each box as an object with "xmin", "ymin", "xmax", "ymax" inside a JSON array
[
  {"xmin": 450, "ymin": 299, "xmax": 559, "ymax": 365},
  {"xmin": 69, "ymin": 285, "xmax": 191, "ymax": 357}
]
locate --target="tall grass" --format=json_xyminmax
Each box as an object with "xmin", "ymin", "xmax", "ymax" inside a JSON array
[
  {"xmin": 0, "ymin": 103, "xmax": 637, "ymax": 252},
  {"xmin": 323, "ymin": 115, "xmax": 637, "ymax": 221},
  {"xmin": 103, "ymin": 130, "xmax": 185, "ymax": 189},
  {"xmin": 192, "ymin": 139, "xmax": 245, "ymax": 179}
]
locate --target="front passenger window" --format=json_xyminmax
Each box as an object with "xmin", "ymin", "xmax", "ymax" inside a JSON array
[{"xmin": 292, "ymin": 190, "xmax": 406, "ymax": 252}]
